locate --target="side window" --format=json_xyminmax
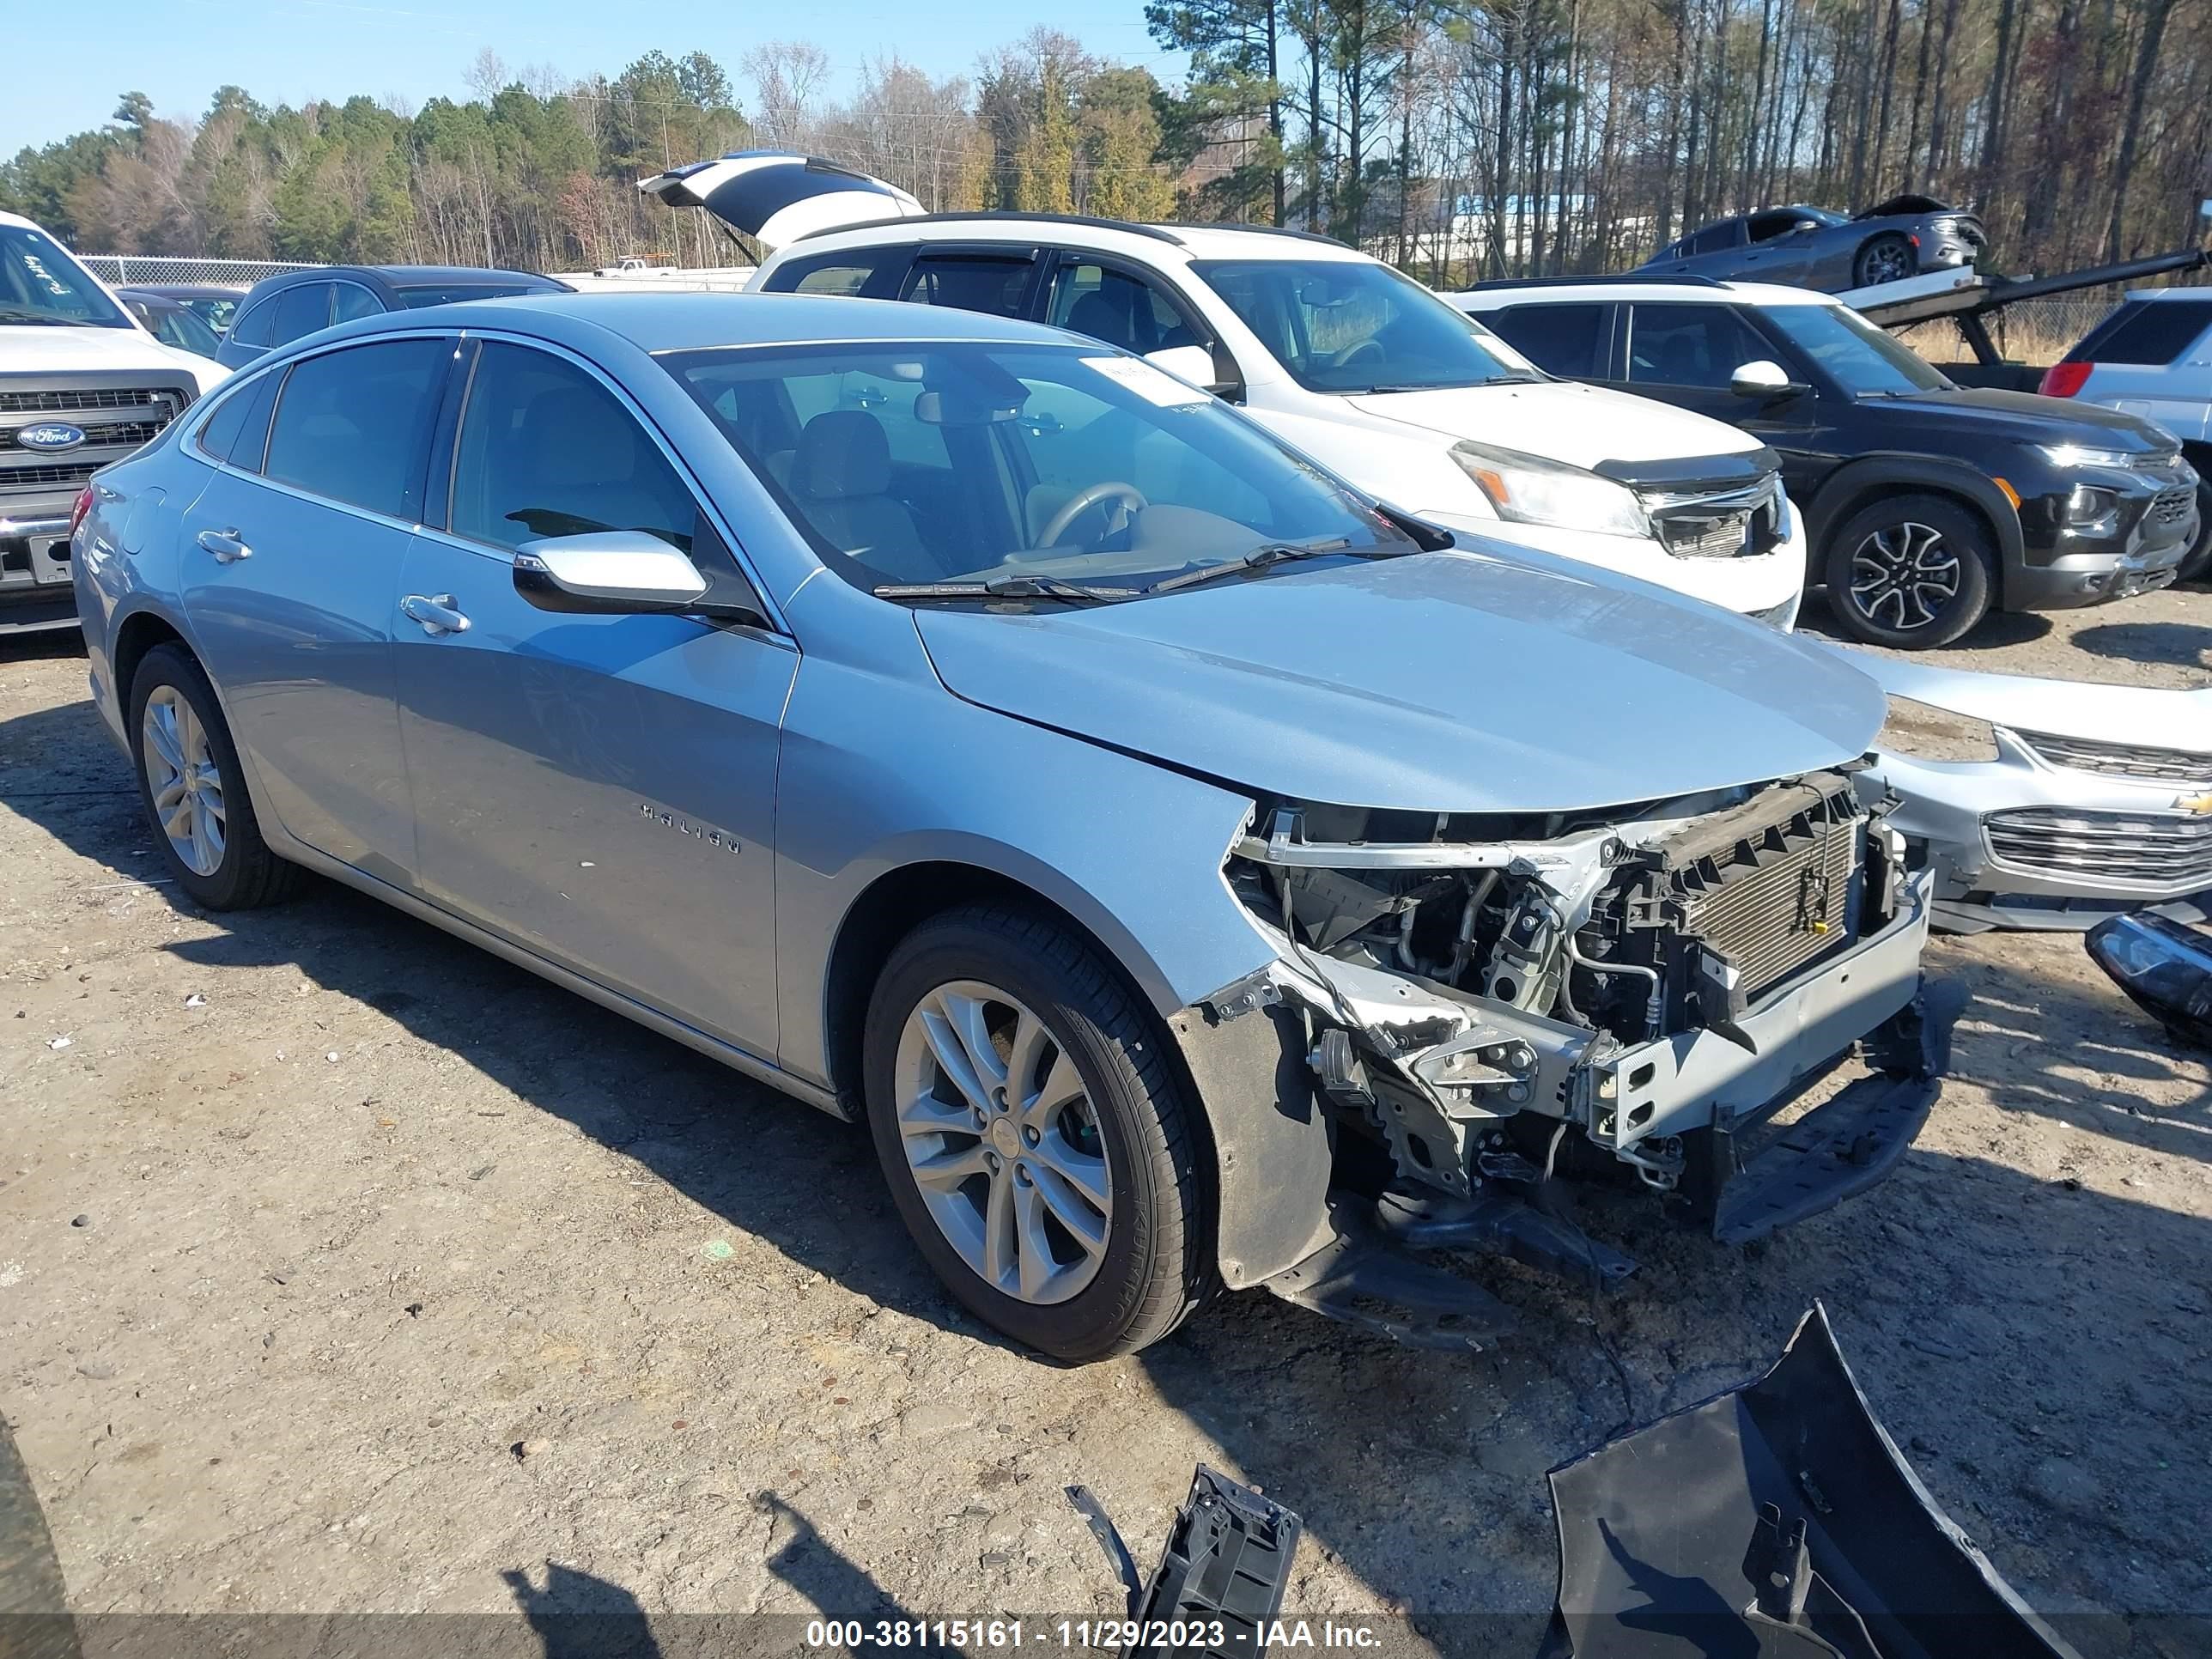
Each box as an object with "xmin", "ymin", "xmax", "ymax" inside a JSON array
[
  {"xmin": 1489, "ymin": 303, "xmax": 1607, "ymax": 378},
  {"xmin": 763, "ymin": 248, "xmax": 908, "ymax": 298},
  {"xmin": 230, "ymin": 298, "xmax": 276, "ymax": 349},
  {"xmin": 194, "ymin": 369, "xmax": 282, "ymax": 468},
  {"xmin": 270, "ymin": 283, "xmax": 333, "ymax": 345},
  {"xmin": 898, "ymin": 255, "xmax": 1035, "ymax": 319},
  {"xmin": 263, "ymin": 338, "xmax": 449, "ymax": 517},
  {"xmin": 1626, "ymin": 303, "xmax": 1775, "ymax": 389},
  {"xmin": 1687, "ymin": 222, "xmax": 1745, "ymax": 256},
  {"xmin": 331, "ymin": 282, "xmax": 384, "ymax": 323},
  {"xmin": 449, "ymin": 343, "xmax": 699, "ymax": 552},
  {"xmin": 1043, "ymin": 262, "xmax": 1201, "ymax": 356}
]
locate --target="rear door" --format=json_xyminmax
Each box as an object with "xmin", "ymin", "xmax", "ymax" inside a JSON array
[
  {"xmin": 177, "ymin": 335, "xmax": 453, "ymax": 879},
  {"xmin": 1481, "ymin": 301, "xmax": 1614, "ymax": 382}
]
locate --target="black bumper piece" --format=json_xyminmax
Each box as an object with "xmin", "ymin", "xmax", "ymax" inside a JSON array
[
  {"xmin": 1683, "ymin": 982, "xmax": 1959, "ymax": 1246},
  {"xmin": 1546, "ymin": 1303, "xmax": 2081, "ymax": 1659},
  {"xmin": 1068, "ymin": 1467, "xmax": 1303, "ymax": 1659}
]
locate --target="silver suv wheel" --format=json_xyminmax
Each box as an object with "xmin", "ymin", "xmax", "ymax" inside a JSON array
[{"xmin": 892, "ymin": 980, "xmax": 1112, "ymax": 1305}]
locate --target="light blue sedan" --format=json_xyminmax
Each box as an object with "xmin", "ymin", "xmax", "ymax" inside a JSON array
[{"xmin": 71, "ymin": 293, "xmax": 1942, "ymax": 1360}]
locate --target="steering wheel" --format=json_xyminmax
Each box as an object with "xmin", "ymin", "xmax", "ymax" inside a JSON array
[
  {"xmin": 1038, "ymin": 481, "xmax": 1148, "ymax": 549},
  {"xmin": 1333, "ymin": 339, "xmax": 1387, "ymax": 370}
]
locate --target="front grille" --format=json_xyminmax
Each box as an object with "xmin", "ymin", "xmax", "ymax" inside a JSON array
[
  {"xmin": 2152, "ymin": 486, "xmax": 2194, "ymax": 526},
  {"xmin": 1646, "ymin": 478, "xmax": 1783, "ymax": 560},
  {"xmin": 1674, "ymin": 806, "xmax": 1862, "ymax": 999},
  {"xmin": 2018, "ymin": 730, "xmax": 2212, "ymax": 786},
  {"xmin": 0, "ymin": 462, "xmax": 101, "ymax": 492},
  {"xmin": 1985, "ymin": 807, "xmax": 2212, "ymax": 888},
  {"xmin": 0, "ymin": 419, "xmax": 162, "ymax": 451},
  {"xmin": 0, "ymin": 386, "xmax": 179, "ymax": 415}
]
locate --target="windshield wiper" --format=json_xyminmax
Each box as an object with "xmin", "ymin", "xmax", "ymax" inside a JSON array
[
  {"xmin": 872, "ymin": 573, "xmax": 1139, "ymax": 605},
  {"xmin": 0, "ymin": 307, "xmax": 98, "ymax": 326},
  {"xmin": 1142, "ymin": 538, "xmax": 1364, "ymax": 596}
]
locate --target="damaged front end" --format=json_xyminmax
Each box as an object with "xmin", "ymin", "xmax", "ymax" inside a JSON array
[{"xmin": 1206, "ymin": 768, "xmax": 1946, "ymax": 1340}]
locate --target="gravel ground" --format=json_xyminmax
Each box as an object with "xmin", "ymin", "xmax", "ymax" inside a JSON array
[{"xmin": 2, "ymin": 586, "xmax": 2209, "ymax": 1657}]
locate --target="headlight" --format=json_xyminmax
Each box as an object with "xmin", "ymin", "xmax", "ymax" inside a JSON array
[
  {"xmin": 1874, "ymin": 695, "xmax": 1999, "ymax": 763},
  {"xmin": 2035, "ymin": 441, "xmax": 2141, "ymax": 471},
  {"xmin": 2061, "ymin": 484, "xmax": 2119, "ymax": 528},
  {"xmin": 1450, "ymin": 441, "xmax": 1650, "ymax": 538}
]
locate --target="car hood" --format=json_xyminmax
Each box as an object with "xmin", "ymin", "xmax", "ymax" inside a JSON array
[
  {"xmin": 913, "ymin": 549, "xmax": 1885, "ymax": 814},
  {"xmin": 1893, "ymin": 385, "xmax": 2172, "ymax": 447},
  {"xmin": 0, "ymin": 323, "xmax": 226, "ymax": 391},
  {"xmin": 1345, "ymin": 378, "xmax": 1767, "ymax": 471}
]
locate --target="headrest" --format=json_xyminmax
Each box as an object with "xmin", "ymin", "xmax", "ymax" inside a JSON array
[{"xmin": 794, "ymin": 409, "xmax": 892, "ymax": 500}]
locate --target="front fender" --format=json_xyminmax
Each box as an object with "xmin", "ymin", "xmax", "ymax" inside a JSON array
[{"xmin": 1806, "ymin": 453, "xmax": 2027, "ymax": 580}]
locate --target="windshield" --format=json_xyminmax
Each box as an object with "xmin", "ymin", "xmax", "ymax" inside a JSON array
[
  {"xmin": 182, "ymin": 294, "xmax": 240, "ymax": 334},
  {"xmin": 0, "ymin": 225, "xmax": 131, "ymax": 328},
  {"xmin": 143, "ymin": 301, "xmax": 222, "ymax": 358},
  {"xmin": 1765, "ymin": 303, "xmax": 1949, "ymax": 395},
  {"xmin": 1190, "ymin": 258, "xmax": 1540, "ymax": 393},
  {"xmin": 661, "ymin": 341, "xmax": 1411, "ymax": 596}
]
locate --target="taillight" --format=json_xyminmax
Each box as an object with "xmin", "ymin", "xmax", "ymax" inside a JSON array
[
  {"xmin": 2039, "ymin": 362, "xmax": 2093, "ymax": 398},
  {"xmin": 67, "ymin": 484, "xmax": 96, "ymax": 541}
]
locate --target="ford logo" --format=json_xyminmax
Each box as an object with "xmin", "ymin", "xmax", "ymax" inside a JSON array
[{"xmin": 17, "ymin": 422, "xmax": 87, "ymax": 453}]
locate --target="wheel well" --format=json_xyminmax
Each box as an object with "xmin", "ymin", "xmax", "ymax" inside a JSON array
[
  {"xmin": 2180, "ymin": 440, "xmax": 2212, "ymax": 479},
  {"xmin": 1819, "ymin": 482, "xmax": 2006, "ymax": 604},
  {"xmin": 820, "ymin": 862, "xmax": 1157, "ymax": 1109},
  {"xmin": 112, "ymin": 611, "xmax": 187, "ymax": 706}
]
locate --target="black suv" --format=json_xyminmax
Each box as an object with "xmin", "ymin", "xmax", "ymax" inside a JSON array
[
  {"xmin": 1460, "ymin": 277, "xmax": 2199, "ymax": 647},
  {"xmin": 216, "ymin": 266, "xmax": 569, "ymax": 370}
]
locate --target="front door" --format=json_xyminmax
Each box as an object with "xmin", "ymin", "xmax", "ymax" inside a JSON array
[
  {"xmin": 177, "ymin": 336, "xmax": 453, "ymax": 882},
  {"xmin": 1611, "ymin": 301, "xmax": 1826, "ymax": 503},
  {"xmin": 392, "ymin": 339, "xmax": 794, "ymax": 1060}
]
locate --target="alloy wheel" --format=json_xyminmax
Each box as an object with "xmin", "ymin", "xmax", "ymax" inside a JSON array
[
  {"xmin": 1860, "ymin": 239, "xmax": 1914, "ymax": 285},
  {"xmin": 892, "ymin": 980, "xmax": 1112, "ymax": 1305},
  {"xmin": 1849, "ymin": 521, "xmax": 1961, "ymax": 632},
  {"xmin": 142, "ymin": 685, "xmax": 227, "ymax": 877}
]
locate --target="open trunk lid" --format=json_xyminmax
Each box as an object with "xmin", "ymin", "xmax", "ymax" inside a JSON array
[{"xmin": 638, "ymin": 150, "xmax": 923, "ymax": 250}]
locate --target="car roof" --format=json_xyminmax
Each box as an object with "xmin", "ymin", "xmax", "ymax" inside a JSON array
[
  {"xmin": 775, "ymin": 215, "xmax": 1370, "ymax": 268},
  {"xmin": 119, "ymin": 283, "xmax": 247, "ymax": 299},
  {"xmin": 1454, "ymin": 278, "xmax": 1846, "ymax": 308},
  {"xmin": 327, "ymin": 289, "xmax": 1103, "ymax": 353},
  {"xmin": 239, "ymin": 264, "xmax": 563, "ymax": 298},
  {"xmin": 2120, "ymin": 286, "xmax": 2212, "ymax": 302}
]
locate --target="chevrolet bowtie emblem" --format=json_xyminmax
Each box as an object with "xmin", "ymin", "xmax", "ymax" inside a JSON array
[{"xmin": 2178, "ymin": 791, "xmax": 2212, "ymax": 816}]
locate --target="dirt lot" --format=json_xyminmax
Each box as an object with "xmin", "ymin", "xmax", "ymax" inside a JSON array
[{"xmin": 2, "ymin": 586, "xmax": 2209, "ymax": 1656}]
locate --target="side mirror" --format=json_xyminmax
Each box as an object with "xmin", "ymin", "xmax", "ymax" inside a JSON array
[
  {"xmin": 1144, "ymin": 343, "xmax": 1224, "ymax": 393},
  {"xmin": 1729, "ymin": 359, "xmax": 1808, "ymax": 400},
  {"xmin": 513, "ymin": 531, "xmax": 758, "ymax": 623},
  {"xmin": 1791, "ymin": 219, "xmax": 1821, "ymax": 234}
]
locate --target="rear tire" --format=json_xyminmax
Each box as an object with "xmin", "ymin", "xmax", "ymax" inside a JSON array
[
  {"xmin": 1822, "ymin": 493, "xmax": 1995, "ymax": 649},
  {"xmin": 1853, "ymin": 232, "xmax": 1916, "ymax": 288},
  {"xmin": 861, "ymin": 904, "xmax": 1214, "ymax": 1362},
  {"xmin": 128, "ymin": 642, "xmax": 304, "ymax": 910}
]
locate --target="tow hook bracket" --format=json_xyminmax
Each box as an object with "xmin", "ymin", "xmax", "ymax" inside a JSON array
[{"xmin": 1067, "ymin": 1467, "xmax": 1303, "ymax": 1656}]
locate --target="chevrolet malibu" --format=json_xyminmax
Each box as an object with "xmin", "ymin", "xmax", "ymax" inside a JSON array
[{"xmin": 72, "ymin": 294, "xmax": 1946, "ymax": 1361}]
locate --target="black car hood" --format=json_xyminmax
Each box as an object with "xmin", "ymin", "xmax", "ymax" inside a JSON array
[{"xmin": 1877, "ymin": 386, "xmax": 2174, "ymax": 449}]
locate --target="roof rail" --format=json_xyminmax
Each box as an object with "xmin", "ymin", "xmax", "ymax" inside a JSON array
[
  {"xmin": 790, "ymin": 210, "xmax": 1186, "ymax": 246},
  {"xmin": 1169, "ymin": 222, "xmax": 1352, "ymax": 247},
  {"xmin": 1457, "ymin": 272, "xmax": 1730, "ymax": 292}
]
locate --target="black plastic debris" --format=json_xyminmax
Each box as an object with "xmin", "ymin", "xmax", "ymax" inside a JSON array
[
  {"xmin": 1544, "ymin": 1304, "xmax": 2080, "ymax": 1659},
  {"xmin": 1070, "ymin": 1466, "xmax": 1303, "ymax": 1658},
  {"xmin": 2087, "ymin": 896, "xmax": 2212, "ymax": 1050}
]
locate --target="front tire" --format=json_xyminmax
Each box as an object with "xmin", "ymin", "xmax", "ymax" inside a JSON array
[
  {"xmin": 1853, "ymin": 232, "xmax": 1916, "ymax": 288},
  {"xmin": 128, "ymin": 642, "xmax": 303, "ymax": 909},
  {"xmin": 861, "ymin": 905, "xmax": 1214, "ymax": 1362},
  {"xmin": 2176, "ymin": 478, "xmax": 2212, "ymax": 583},
  {"xmin": 1822, "ymin": 493, "xmax": 1995, "ymax": 648}
]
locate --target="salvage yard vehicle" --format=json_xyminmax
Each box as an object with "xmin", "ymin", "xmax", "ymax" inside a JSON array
[
  {"xmin": 644, "ymin": 152, "xmax": 1812, "ymax": 628},
  {"xmin": 75, "ymin": 292, "xmax": 1946, "ymax": 1362},
  {"xmin": 1458, "ymin": 277, "xmax": 2200, "ymax": 647},
  {"xmin": 2, "ymin": 209, "xmax": 227, "ymax": 636},
  {"xmin": 213, "ymin": 264, "xmax": 571, "ymax": 368},
  {"xmin": 1638, "ymin": 194, "xmax": 1986, "ymax": 292},
  {"xmin": 1846, "ymin": 648, "xmax": 2212, "ymax": 932}
]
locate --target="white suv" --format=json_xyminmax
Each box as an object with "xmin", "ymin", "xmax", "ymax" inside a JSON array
[
  {"xmin": 644, "ymin": 161, "xmax": 1808, "ymax": 623},
  {"xmin": 2039, "ymin": 288, "xmax": 2212, "ymax": 580}
]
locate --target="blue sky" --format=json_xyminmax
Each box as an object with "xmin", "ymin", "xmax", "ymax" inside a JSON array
[{"xmin": 4, "ymin": 0, "xmax": 1181, "ymax": 155}]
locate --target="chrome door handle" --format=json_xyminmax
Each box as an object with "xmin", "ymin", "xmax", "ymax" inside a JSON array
[
  {"xmin": 195, "ymin": 528, "xmax": 250, "ymax": 563},
  {"xmin": 401, "ymin": 592, "xmax": 470, "ymax": 636}
]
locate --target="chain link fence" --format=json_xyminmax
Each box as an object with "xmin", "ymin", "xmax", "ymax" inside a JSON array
[{"xmin": 77, "ymin": 255, "xmax": 320, "ymax": 289}]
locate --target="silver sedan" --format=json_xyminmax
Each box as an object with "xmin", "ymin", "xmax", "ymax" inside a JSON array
[{"xmin": 74, "ymin": 293, "xmax": 1942, "ymax": 1359}]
